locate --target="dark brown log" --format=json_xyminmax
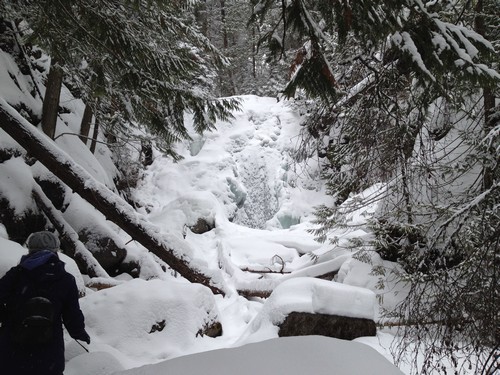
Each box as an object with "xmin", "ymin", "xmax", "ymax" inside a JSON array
[
  {"xmin": 79, "ymin": 104, "xmax": 93, "ymax": 145},
  {"xmin": 238, "ymin": 289, "xmax": 272, "ymax": 299},
  {"xmin": 278, "ymin": 312, "xmax": 376, "ymax": 340},
  {"xmin": 0, "ymin": 100, "xmax": 224, "ymax": 295},
  {"xmin": 41, "ymin": 64, "xmax": 63, "ymax": 139},
  {"xmin": 89, "ymin": 111, "xmax": 99, "ymax": 154}
]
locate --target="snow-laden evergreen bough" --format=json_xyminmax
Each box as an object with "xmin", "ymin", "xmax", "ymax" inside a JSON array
[{"xmin": 251, "ymin": 0, "xmax": 499, "ymax": 373}]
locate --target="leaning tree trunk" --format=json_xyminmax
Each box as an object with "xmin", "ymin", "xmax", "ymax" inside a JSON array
[
  {"xmin": 0, "ymin": 99, "xmax": 225, "ymax": 295},
  {"xmin": 32, "ymin": 182, "xmax": 110, "ymax": 279},
  {"xmin": 41, "ymin": 63, "xmax": 63, "ymax": 139},
  {"xmin": 89, "ymin": 99, "xmax": 100, "ymax": 154}
]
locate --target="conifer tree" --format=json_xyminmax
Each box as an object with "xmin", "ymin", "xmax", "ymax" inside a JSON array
[
  {"xmin": 2, "ymin": 0, "xmax": 240, "ymax": 157},
  {"xmin": 195, "ymin": 0, "xmax": 289, "ymax": 97}
]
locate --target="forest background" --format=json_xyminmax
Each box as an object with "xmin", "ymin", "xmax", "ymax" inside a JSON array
[{"xmin": 0, "ymin": 0, "xmax": 498, "ymax": 374}]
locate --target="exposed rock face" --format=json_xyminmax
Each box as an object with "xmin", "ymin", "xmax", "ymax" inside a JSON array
[
  {"xmin": 189, "ymin": 218, "xmax": 215, "ymax": 235},
  {"xmin": 116, "ymin": 258, "xmax": 141, "ymax": 278},
  {"xmin": 278, "ymin": 312, "xmax": 376, "ymax": 340},
  {"xmin": 149, "ymin": 320, "xmax": 166, "ymax": 334},
  {"xmin": 197, "ymin": 321, "xmax": 223, "ymax": 338},
  {"xmin": 0, "ymin": 198, "xmax": 47, "ymax": 244},
  {"xmin": 78, "ymin": 229, "xmax": 127, "ymax": 273},
  {"xmin": 35, "ymin": 178, "xmax": 67, "ymax": 211}
]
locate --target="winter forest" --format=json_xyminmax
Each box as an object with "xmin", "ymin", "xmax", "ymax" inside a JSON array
[{"xmin": 0, "ymin": 0, "xmax": 498, "ymax": 374}]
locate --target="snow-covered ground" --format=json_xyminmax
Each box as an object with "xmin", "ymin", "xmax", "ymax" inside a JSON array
[{"xmin": 1, "ymin": 93, "xmax": 406, "ymax": 374}]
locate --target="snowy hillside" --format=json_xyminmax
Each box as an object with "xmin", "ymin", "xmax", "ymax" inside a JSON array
[
  {"xmin": 69, "ymin": 96, "xmax": 406, "ymax": 374},
  {"xmin": 0, "ymin": 73, "xmax": 407, "ymax": 374},
  {"xmin": 134, "ymin": 95, "xmax": 331, "ymax": 230}
]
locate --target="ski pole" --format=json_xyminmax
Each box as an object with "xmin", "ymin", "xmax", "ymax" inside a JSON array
[{"xmin": 75, "ymin": 339, "xmax": 89, "ymax": 353}]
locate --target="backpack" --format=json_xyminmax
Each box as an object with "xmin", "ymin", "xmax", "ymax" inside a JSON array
[{"xmin": 9, "ymin": 267, "xmax": 55, "ymax": 346}]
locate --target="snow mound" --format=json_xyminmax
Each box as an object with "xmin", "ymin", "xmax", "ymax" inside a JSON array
[
  {"xmin": 264, "ymin": 277, "xmax": 375, "ymax": 320},
  {"xmin": 65, "ymin": 351, "xmax": 124, "ymax": 375},
  {"xmin": 80, "ymin": 278, "xmax": 220, "ymax": 364},
  {"xmin": 115, "ymin": 335, "xmax": 403, "ymax": 375}
]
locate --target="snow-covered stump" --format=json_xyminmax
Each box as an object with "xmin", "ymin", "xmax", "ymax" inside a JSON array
[{"xmin": 248, "ymin": 278, "xmax": 377, "ymax": 341}]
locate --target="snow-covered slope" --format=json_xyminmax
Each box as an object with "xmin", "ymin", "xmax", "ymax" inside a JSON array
[
  {"xmin": 0, "ymin": 70, "xmax": 403, "ymax": 373},
  {"xmin": 116, "ymin": 336, "xmax": 403, "ymax": 375},
  {"xmin": 133, "ymin": 95, "xmax": 333, "ymax": 230}
]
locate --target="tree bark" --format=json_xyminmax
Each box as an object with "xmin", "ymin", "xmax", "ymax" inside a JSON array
[
  {"xmin": 41, "ymin": 63, "xmax": 63, "ymax": 139},
  {"xmin": 482, "ymin": 87, "xmax": 496, "ymax": 190},
  {"xmin": 79, "ymin": 104, "xmax": 93, "ymax": 145},
  {"xmin": 220, "ymin": 0, "xmax": 228, "ymax": 49},
  {"xmin": 90, "ymin": 111, "xmax": 100, "ymax": 154},
  {"xmin": 474, "ymin": 0, "xmax": 497, "ymax": 190},
  {"xmin": 0, "ymin": 99, "xmax": 225, "ymax": 295}
]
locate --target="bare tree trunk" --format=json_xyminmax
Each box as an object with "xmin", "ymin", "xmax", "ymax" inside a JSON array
[
  {"xmin": 79, "ymin": 104, "xmax": 93, "ymax": 145},
  {"xmin": 195, "ymin": 0, "xmax": 209, "ymax": 37},
  {"xmin": 0, "ymin": 99, "xmax": 225, "ymax": 295},
  {"xmin": 90, "ymin": 112, "xmax": 100, "ymax": 154},
  {"xmin": 220, "ymin": 0, "xmax": 228, "ymax": 49},
  {"xmin": 252, "ymin": 25, "xmax": 257, "ymax": 79},
  {"xmin": 474, "ymin": 0, "xmax": 497, "ymax": 190},
  {"xmin": 41, "ymin": 63, "xmax": 63, "ymax": 139},
  {"xmin": 482, "ymin": 88, "xmax": 496, "ymax": 190}
]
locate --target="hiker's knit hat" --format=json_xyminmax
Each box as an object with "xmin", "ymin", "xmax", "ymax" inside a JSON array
[{"xmin": 26, "ymin": 231, "xmax": 60, "ymax": 253}]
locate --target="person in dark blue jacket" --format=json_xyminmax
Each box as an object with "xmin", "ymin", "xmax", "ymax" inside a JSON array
[{"xmin": 0, "ymin": 231, "xmax": 90, "ymax": 375}]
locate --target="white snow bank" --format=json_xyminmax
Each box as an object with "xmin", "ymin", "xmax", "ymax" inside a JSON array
[
  {"xmin": 337, "ymin": 253, "xmax": 408, "ymax": 320},
  {"xmin": 80, "ymin": 278, "xmax": 221, "ymax": 365},
  {"xmin": 148, "ymin": 191, "xmax": 227, "ymax": 236},
  {"xmin": 0, "ymin": 157, "xmax": 35, "ymax": 214},
  {"xmin": 116, "ymin": 335, "xmax": 403, "ymax": 375},
  {"xmin": 0, "ymin": 50, "xmax": 41, "ymax": 111},
  {"xmin": 65, "ymin": 351, "xmax": 125, "ymax": 375},
  {"xmin": 261, "ymin": 277, "xmax": 376, "ymax": 321},
  {"xmin": 0, "ymin": 236, "xmax": 27, "ymax": 277}
]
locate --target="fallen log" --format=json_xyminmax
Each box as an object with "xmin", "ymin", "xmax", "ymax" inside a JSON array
[
  {"xmin": 0, "ymin": 98, "xmax": 224, "ymax": 295},
  {"xmin": 32, "ymin": 182, "xmax": 110, "ymax": 279}
]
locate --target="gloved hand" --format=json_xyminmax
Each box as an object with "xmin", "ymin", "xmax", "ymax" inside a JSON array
[{"xmin": 77, "ymin": 330, "xmax": 91, "ymax": 345}]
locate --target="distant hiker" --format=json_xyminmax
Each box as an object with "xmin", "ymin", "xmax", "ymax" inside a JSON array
[{"xmin": 0, "ymin": 231, "xmax": 90, "ymax": 375}]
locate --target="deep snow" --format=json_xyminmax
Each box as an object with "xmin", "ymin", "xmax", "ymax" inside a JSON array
[{"xmin": 0, "ymin": 90, "xmax": 409, "ymax": 374}]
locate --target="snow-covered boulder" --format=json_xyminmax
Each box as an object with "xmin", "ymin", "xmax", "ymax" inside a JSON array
[
  {"xmin": 79, "ymin": 278, "xmax": 222, "ymax": 362},
  {"xmin": 0, "ymin": 157, "xmax": 48, "ymax": 243},
  {"xmin": 246, "ymin": 277, "xmax": 377, "ymax": 340}
]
